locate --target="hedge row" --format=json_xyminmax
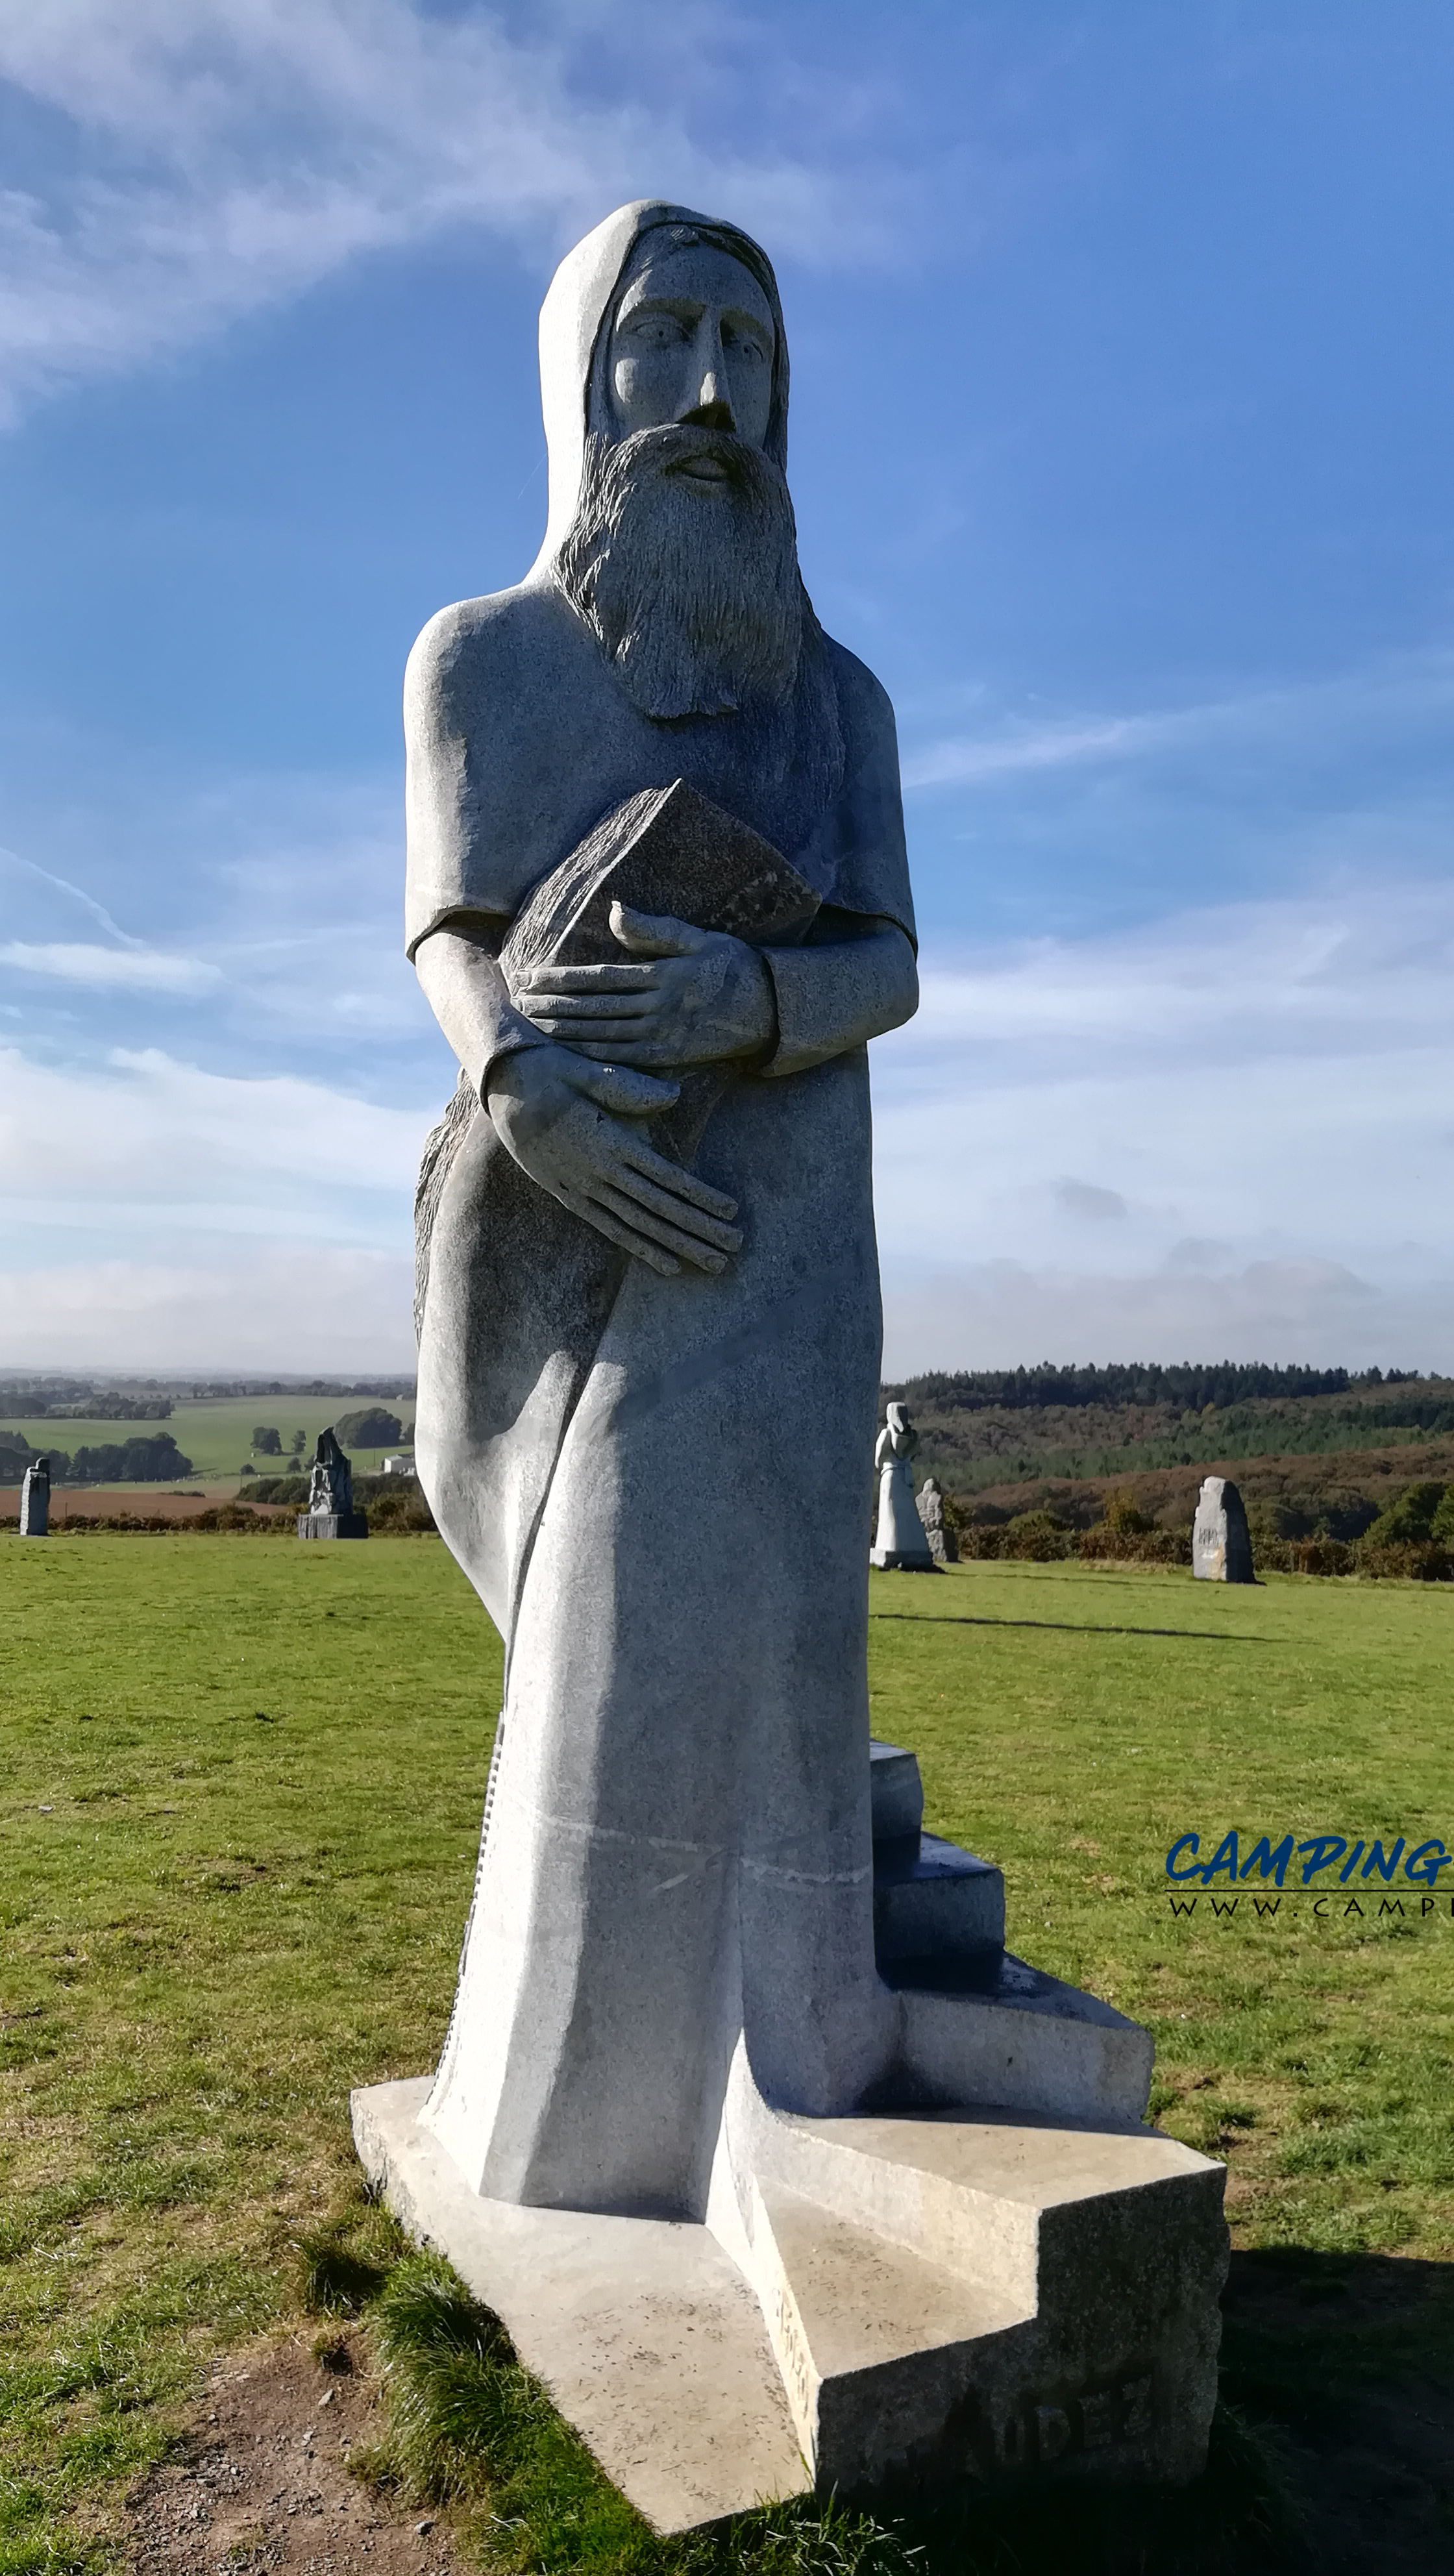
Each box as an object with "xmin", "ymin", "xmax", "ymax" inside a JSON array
[
  {"xmin": 954, "ymin": 1516, "xmax": 1454, "ymax": 1580},
  {"xmin": 1, "ymin": 1493, "xmax": 437, "ymax": 1537}
]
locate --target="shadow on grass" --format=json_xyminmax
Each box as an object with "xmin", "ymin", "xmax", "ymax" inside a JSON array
[
  {"xmin": 869, "ymin": 1612, "xmax": 1262, "ymax": 1644},
  {"xmin": 1218, "ymin": 2247, "xmax": 1454, "ymax": 2569},
  {"xmin": 309, "ymin": 2231, "xmax": 1309, "ymax": 2576}
]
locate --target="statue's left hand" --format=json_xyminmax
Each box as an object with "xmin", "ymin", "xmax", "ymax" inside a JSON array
[{"xmin": 513, "ymin": 904, "xmax": 776, "ymax": 1069}]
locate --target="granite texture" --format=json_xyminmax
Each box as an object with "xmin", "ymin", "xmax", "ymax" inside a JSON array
[
  {"xmin": 410, "ymin": 203, "xmax": 922, "ymax": 2213},
  {"xmin": 1192, "ymin": 1475, "xmax": 1255, "ymax": 1583},
  {"xmin": 376, "ymin": 198, "xmax": 1226, "ymax": 2504},
  {"xmin": 918, "ymin": 1476, "xmax": 957, "ymax": 1565}
]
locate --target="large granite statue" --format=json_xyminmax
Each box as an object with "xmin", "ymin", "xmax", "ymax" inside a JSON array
[
  {"xmin": 355, "ymin": 201, "xmax": 1225, "ymax": 2524},
  {"xmin": 409, "ymin": 201, "xmax": 917, "ymax": 2206}
]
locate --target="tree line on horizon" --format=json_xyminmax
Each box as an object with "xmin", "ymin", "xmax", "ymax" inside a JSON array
[{"xmin": 885, "ymin": 1361, "xmax": 1423, "ymax": 1415}]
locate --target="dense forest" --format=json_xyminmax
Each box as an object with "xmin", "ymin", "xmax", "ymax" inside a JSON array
[{"xmin": 885, "ymin": 1361, "xmax": 1416, "ymax": 1414}]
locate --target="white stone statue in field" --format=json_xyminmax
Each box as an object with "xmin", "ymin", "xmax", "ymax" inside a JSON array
[
  {"xmin": 356, "ymin": 203, "xmax": 1228, "ymax": 2520},
  {"xmin": 407, "ymin": 200, "xmax": 918, "ymax": 2214}
]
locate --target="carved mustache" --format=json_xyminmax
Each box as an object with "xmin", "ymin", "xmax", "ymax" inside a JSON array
[{"xmin": 608, "ymin": 421, "xmax": 778, "ymax": 497}]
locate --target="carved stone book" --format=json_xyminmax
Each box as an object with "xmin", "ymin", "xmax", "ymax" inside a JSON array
[
  {"xmin": 499, "ymin": 778, "xmax": 821, "ymax": 1163},
  {"xmin": 499, "ymin": 778, "xmax": 820, "ymax": 982},
  {"xmin": 415, "ymin": 782, "xmax": 820, "ymax": 1319}
]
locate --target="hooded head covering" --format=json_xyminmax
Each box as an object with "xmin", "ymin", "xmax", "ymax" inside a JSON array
[{"xmin": 527, "ymin": 201, "xmax": 790, "ymax": 582}]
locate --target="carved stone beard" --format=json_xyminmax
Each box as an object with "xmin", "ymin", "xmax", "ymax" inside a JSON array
[{"xmin": 555, "ymin": 423, "xmax": 804, "ymax": 720}]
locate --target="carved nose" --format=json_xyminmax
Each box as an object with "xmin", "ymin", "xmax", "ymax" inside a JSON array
[{"xmin": 680, "ymin": 394, "xmax": 735, "ymax": 432}]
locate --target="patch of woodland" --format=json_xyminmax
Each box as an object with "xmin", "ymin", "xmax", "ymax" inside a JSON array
[
  {"xmin": 886, "ymin": 1367, "xmax": 1454, "ymax": 1502},
  {"xmin": 0, "ymin": 1427, "xmax": 195, "ymax": 1482}
]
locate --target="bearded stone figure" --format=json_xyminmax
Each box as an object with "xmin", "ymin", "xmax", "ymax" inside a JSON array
[
  {"xmin": 408, "ymin": 201, "xmax": 917, "ymax": 2215},
  {"xmin": 366, "ymin": 203, "xmax": 1227, "ymax": 2520}
]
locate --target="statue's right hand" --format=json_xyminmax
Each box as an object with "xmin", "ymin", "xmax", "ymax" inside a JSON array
[{"xmin": 484, "ymin": 1043, "xmax": 743, "ymax": 1278}]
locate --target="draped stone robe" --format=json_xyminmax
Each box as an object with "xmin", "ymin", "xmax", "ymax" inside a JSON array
[{"xmin": 408, "ymin": 201, "xmax": 918, "ymax": 2223}]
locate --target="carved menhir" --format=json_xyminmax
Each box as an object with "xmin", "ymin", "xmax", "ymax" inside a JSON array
[
  {"xmin": 1191, "ymin": 1476, "xmax": 1255, "ymax": 1583},
  {"xmin": 918, "ymin": 1472, "xmax": 957, "ymax": 1564},
  {"xmin": 297, "ymin": 1428, "xmax": 368, "ymax": 1541},
  {"xmin": 352, "ymin": 198, "xmax": 1227, "ymax": 2526},
  {"xmin": 870, "ymin": 1402, "xmax": 936, "ymax": 1568},
  {"xmin": 19, "ymin": 1456, "xmax": 49, "ymax": 1537}
]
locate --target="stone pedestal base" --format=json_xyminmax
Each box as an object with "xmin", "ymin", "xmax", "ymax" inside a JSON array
[
  {"xmin": 354, "ymin": 2008, "xmax": 1225, "ymax": 2530},
  {"xmin": 297, "ymin": 1511, "xmax": 369, "ymax": 1540},
  {"xmin": 356, "ymin": 1739, "xmax": 1227, "ymax": 2527},
  {"xmin": 869, "ymin": 1549, "xmax": 939, "ymax": 1571}
]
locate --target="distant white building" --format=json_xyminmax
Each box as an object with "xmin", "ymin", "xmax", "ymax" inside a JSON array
[{"xmin": 382, "ymin": 1454, "xmax": 417, "ymax": 1478}]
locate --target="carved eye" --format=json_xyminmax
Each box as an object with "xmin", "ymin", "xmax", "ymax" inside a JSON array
[{"xmin": 627, "ymin": 313, "xmax": 687, "ymax": 349}]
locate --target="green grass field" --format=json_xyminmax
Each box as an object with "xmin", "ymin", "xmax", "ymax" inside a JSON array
[
  {"xmin": 3, "ymin": 1541, "xmax": 1451, "ymax": 2571},
  {"xmin": 0, "ymin": 1396, "xmax": 414, "ymax": 1491}
]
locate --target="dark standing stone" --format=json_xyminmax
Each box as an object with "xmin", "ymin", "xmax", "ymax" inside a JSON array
[
  {"xmin": 1191, "ymin": 1476, "xmax": 1255, "ymax": 1583},
  {"xmin": 19, "ymin": 1457, "xmax": 49, "ymax": 1537},
  {"xmin": 297, "ymin": 1428, "xmax": 369, "ymax": 1541}
]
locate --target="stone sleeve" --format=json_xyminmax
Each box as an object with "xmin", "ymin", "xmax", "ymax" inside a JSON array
[
  {"xmin": 758, "ymin": 919, "xmax": 918, "ymax": 1080},
  {"xmin": 412, "ymin": 924, "xmax": 552, "ymax": 1100}
]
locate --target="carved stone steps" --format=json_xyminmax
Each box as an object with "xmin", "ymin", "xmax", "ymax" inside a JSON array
[{"xmin": 708, "ymin": 2050, "xmax": 1226, "ymax": 2493}]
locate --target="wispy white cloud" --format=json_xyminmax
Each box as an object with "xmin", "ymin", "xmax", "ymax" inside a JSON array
[
  {"xmin": 870, "ymin": 873, "xmax": 1454, "ymax": 1370},
  {"xmin": 0, "ymin": 942, "xmax": 220, "ymax": 993},
  {"xmin": 900, "ymin": 652, "xmax": 1454, "ymax": 792},
  {"xmin": 0, "ymin": 0, "xmax": 909, "ymax": 419},
  {"xmin": 0, "ymin": 846, "xmax": 143, "ymax": 945},
  {"xmin": 0, "ymin": 1042, "xmax": 428, "ymax": 1216},
  {"xmin": 879, "ymin": 1257, "xmax": 1448, "ymax": 1380},
  {"xmin": 907, "ymin": 882, "xmax": 1454, "ymax": 1058},
  {"xmin": 0, "ymin": 1245, "xmax": 414, "ymax": 1370}
]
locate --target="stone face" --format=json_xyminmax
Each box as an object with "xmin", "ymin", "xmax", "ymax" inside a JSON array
[
  {"xmin": 1191, "ymin": 1476, "xmax": 1255, "ymax": 1583},
  {"xmin": 918, "ymin": 1474, "xmax": 957, "ymax": 1564},
  {"xmin": 870, "ymin": 1403, "xmax": 936, "ymax": 1569},
  {"xmin": 296, "ymin": 1429, "xmax": 368, "ymax": 1541},
  {"xmin": 19, "ymin": 1459, "xmax": 49, "ymax": 1536}
]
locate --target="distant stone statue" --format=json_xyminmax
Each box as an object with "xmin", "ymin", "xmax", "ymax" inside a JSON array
[
  {"xmin": 917, "ymin": 1472, "xmax": 957, "ymax": 1565},
  {"xmin": 870, "ymin": 1404, "xmax": 936, "ymax": 1569},
  {"xmin": 1192, "ymin": 1475, "xmax": 1255, "ymax": 1583},
  {"xmin": 297, "ymin": 1428, "xmax": 367, "ymax": 1541},
  {"xmin": 19, "ymin": 1457, "xmax": 49, "ymax": 1537}
]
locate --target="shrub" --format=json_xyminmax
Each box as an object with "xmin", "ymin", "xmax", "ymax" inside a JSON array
[
  {"xmin": 364, "ymin": 1480, "xmax": 436, "ymax": 1533},
  {"xmin": 251, "ymin": 1424, "xmax": 283, "ymax": 1455},
  {"xmin": 1353, "ymin": 1539, "xmax": 1454, "ymax": 1583},
  {"xmin": 1078, "ymin": 1525, "xmax": 1189, "ymax": 1565},
  {"xmin": 68, "ymin": 1434, "xmax": 194, "ymax": 1482},
  {"xmin": 336, "ymin": 1406, "xmax": 404, "ymax": 1450},
  {"xmin": 1000, "ymin": 1509, "xmax": 1074, "ymax": 1561},
  {"xmin": 1361, "ymin": 1479, "xmax": 1448, "ymax": 1548}
]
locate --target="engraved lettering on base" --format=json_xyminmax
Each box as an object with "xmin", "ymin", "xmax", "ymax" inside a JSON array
[{"xmin": 1002, "ymin": 2371, "xmax": 1158, "ymax": 2470}]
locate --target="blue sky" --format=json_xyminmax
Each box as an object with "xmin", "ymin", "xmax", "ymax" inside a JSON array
[{"xmin": 3, "ymin": 0, "xmax": 1453, "ymax": 1372}]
